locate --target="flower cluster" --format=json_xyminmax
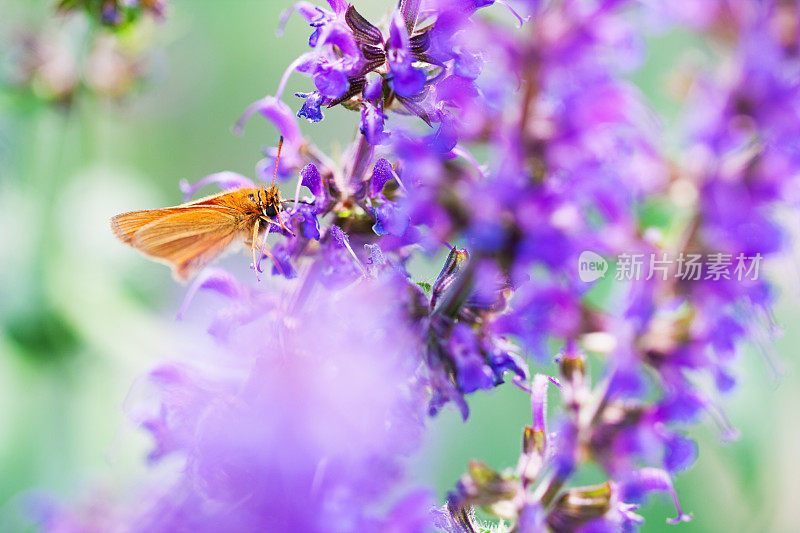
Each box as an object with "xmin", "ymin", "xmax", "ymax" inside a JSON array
[
  {"xmin": 57, "ymin": 0, "xmax": 165, "ymax": 28},
  {"xmin": 32, "ymin": 0, "xmax": 800, "ymax": 531},
  {"xmin": 41, "ymin": 269, "xmax": 432, "ymax": 532},
  {"xmin": 3, "ymin": 7, "xmax": 161, "ymax": 103}
]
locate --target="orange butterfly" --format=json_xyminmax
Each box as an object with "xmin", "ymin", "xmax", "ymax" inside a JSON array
[{"xmin": 111, "ymin": 137, "xmax": 293, "ymax": 281}]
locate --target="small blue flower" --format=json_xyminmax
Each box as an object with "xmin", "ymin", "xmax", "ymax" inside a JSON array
[{"xmin": 295, "ymin": 91, "xmax": 326, "ymax": 122}]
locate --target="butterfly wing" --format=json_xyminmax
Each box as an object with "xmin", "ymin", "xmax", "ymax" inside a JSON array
[
  {"xmin": 111, "ymin": 207, "xmax": 200, "ymax": 244},
  {"xmin": 114, "ymin": 207, "xmax": 242, "ymax": 281},
  {"xmin": 110, "ymin": 188, "xmax": 253, "ymax": 243}
]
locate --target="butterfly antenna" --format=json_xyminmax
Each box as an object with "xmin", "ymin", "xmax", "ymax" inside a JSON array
[{"xmin": 272, "ymin": 135, "xmax": 284, "ymax": 187}]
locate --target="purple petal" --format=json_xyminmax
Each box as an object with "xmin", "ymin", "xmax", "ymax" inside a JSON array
[
  {"xmin": 370, "ymin": 158, "xmax": 395, "ymax": 197},
  {"xmin": 464, "ymin": 219, "xmax": 506, "ymax": 252},
  {"xmin": 388, "ymin": 11, "xmax": 411, "ymax": 51},
  {"xmin": 309, "ymin": 26, "xmax": 322, "ymax": 47},
  {"xmin": 292, "ymin": 204, "xmax": 321, "ymax": 240},
  {"xmin": 380, "ymin": 490, "xmax": 433, "ymax": 531},
  {"xmin": 325, "ymin": 0, "xmax": 347, "ymax": 14},
  {"xmin": 531, "ymin": 374, "xmax": 550, "ymax": 433},
  {"xmin": 453, "ymin": 48, "xmax": 483, "ymax": 80},
  {"xmin": 270, "ymin": 245, "xmax": 298, "ymax": 279},
  {"xmin": 319, "ymin": 22, "xmax": 362, "ymax": 59},
  {"xmin": 427, "ymin": 115, "xmax": 458, "ymax": 153},
  {"xmin": 234, "ymin": 96, "xmax": 302, "ymax": 145},
  {"xmin": 314, "ymin": 65, "xmax": 349, "ymax": 99},
  {"xmin": 179, "ymin": 172, "xmax": 257, "ymax": 202},
  {"xmin": 435, "ymin": 75, "xmax": 479, "ymax": 106},
  {"xmin": 300, "ymin": 163, "xmax": 322, "ymax": 196},
  {"xmin": 177, "ymin": 268, "xmax": 244, "ymax": 320},
  {"xmin": 360, "ymin": 102, "xmax": 387, "ymax": 145},
  {"xmin": 389, "ymin": 63, "xmax": 427, "ymax": 98},
  {"xmin": 622, "ymin": 468, "xmax": 692, "ymax": 525},
  {"xmin": 363, "ymin": 75, "xmax": 383, "ymax": 101},
  {"xmin": 664, "ymin": 433, "xmax": 698, "ymax": 473},
  {"xmin": 371, "ymin": 201, "xmax": 410, "ymax": 237},
  {"xmin": 448, "ymin": 324, "xmax": 494, "ymax": 393},
  {"xmin": 387, "ymin": 12, "xmax": 427, "ymax": 98},
  {"xmin": 277, "ymin": 1, "xmax": 322, "ymax": 37}
]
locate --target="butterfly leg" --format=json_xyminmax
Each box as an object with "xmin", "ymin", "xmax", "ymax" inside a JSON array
[
  {"xmin": 251, "ymin": 218, "xmax": 262, "ymax": 273},
  {"xmin": 252, "ymin": 218, "xmax": 288, "ymax": 278}
]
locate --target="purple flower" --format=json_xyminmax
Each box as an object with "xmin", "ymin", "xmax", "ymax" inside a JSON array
[
  {"xmin": 386, "ymin": 13, "xmax": 428, "ymax": 97},
  {"xmin": 371, "ymin": 201, "xmax": 409, "ymax": 237},
  {"xmin": 122, "ymin": 273, "xmax": 432, "ymax": 531},
  {"xmin": 295, "ymin": 91, "xmax": 326, "ymax": 122},
  {"xmin": 313, "ymin": 62, "xmax": 350, "ymax": 98},
  {"xmin": 369, "ymin": 158, "xmax": 395, "ymax": 195},
  {"xmin": 178, "ymin": 171, "xmax": 257, "ymax": 202},
  {"xmin": 360, "ymin": 101, "xmax": 387, "ymax": 144},
  {"xmin": 300, "ymin": 162, "xmax": 322, "ymax": 196},
  {"xmin": 234, "ymin": 96, "xmax": 305, "ymax": 172},
  {"xmin": 289, "ymin": 203, "xmax": 321, "ymax": 240},
  {"xmin": 44, "ymin": 0, "xmax": 800, "ymax": 530},
  {"xmin": 362, "ymin": 75, "xmax": 383, "ymax": 100}
]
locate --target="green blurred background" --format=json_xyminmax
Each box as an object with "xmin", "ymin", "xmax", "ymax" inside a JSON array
[{"xmin": 1, "ymin": 1, "xmax": 799, "ymax": 531}]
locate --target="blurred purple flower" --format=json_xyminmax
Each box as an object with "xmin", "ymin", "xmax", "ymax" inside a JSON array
[{"xmin": 122, "ymin": 273, "xmax": 432, "ymax": 532}]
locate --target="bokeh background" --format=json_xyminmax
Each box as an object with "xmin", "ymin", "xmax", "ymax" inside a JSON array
[{"xmin": 1, "ymin": 1, "xmax": 799, "ymax": 531}]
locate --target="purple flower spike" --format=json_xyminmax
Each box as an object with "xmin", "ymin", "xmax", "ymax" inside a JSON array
[
  {"xmin": 295, "ymin": 91, "xmax": 326, "ymax": 122},
  {"xmin": 370, "ymin": 158, "xmax": 395, "ymax": 197},
  {"xmin": 53, "ymin": 1, "xmax": 800, "ymax": 529},
  {"xmin": 179, "ymin": 172, "xmax": 257, "ymax": 202},
  {"xmin": 300, "ymin": 163, "xmax": 322, "ymax": 196}
]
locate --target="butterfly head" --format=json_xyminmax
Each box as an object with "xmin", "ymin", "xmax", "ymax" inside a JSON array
[{"xmin": 260, "ymin": 184, "xmax": 282, "ymax": 219}]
